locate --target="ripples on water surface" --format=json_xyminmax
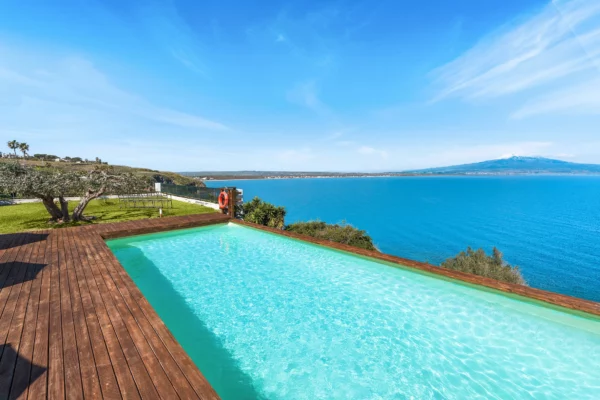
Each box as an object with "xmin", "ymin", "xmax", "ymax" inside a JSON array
[
  {"xmin": 210, "ymin": 176, "xmax": 600, "ymax": 302},
  {"xmin": 109, "ymin": 224, "xmax": 600, "ymax": 399}
]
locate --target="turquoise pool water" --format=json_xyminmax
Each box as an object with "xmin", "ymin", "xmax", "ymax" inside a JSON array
[{"xmin": 108, "ymin": 223, "xmax": 600, "ymax": 399}]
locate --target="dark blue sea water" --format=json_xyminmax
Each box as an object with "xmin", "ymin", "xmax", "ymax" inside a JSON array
[{"xmin": 208, "ymin": 176, "xmax": 600, "ymax": 302}]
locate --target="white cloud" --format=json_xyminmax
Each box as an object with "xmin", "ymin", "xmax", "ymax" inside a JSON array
[
  {"xmin": 432, "ymin": 0, "xmax": 600, "ymax": 116},
  {"xmin": 512, "ymin": 77, "xmax": 600, "ymax": 118},
  {"xmin": 0, "ymin": 49, "xmax": 227, "ymax": 132},
  {"xmin": 0, "ymin": 43, "xmax": 231, "ymax": 170}
]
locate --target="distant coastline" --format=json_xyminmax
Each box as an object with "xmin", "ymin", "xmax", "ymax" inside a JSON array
[
  {"xmin": 189, "ymin": 172, "xmax": 600, "ymax": 182},
  {"xmin": 183, "ymin": 156, "xmax": 600, "ymax": 181}
]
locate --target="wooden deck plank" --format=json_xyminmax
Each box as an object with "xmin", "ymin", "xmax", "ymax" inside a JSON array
[
  {"xmin": 0, "ymin": 235, "xmax": 37, "ymax": 398},
  {"xmin": 0, "ymin": 234, "xmax": 24, "ymax": 263},
  {"xmin": 28, "ymin": 232, "xmax": 53, "ymax": 399},
  {"xmin": 57, "ymin": 231, "xmax": 85, "ymax": 400},
  {"xmin": 62, "ymin": 230, "xmax": 102, "ymax": 400},
  {"xmin": 76, "ymin": 231, "xmax": 141, "ymax": 400},
  {"xmin": 65, "ymin": 228, "xmax": 120, "ymax": 400},
  {"xmin": 0, "ymin": 234, "xmax": 34, "ymax": 355},
  {"xmin": 81, "ymin": 237, "xmax": 161, "ymax": 399},
  {"xmin": 0, "ymin": 234, "xmax": 18, "ymax": 286},
  {"xmin": 47, "ymin": 229, "xmax": 65, "ymax": 400},
  {"xmin": 0, "ymin": 234, "xmax": 28, "ymax": 318},
  {"xmin": 9, "ymin": 231, "xmax": 45, "ymax": 400},
  {"xmin": 0, "ymin": 233, "xmax": 14, "ymax": 260}
]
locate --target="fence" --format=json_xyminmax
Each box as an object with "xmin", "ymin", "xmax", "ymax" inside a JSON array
[
  {"xmin": 117, "ymin": 192, "xmax": 173, "ymax": 209},
  {"xmin": 161, "ymin": 184, "xmax": 222, "ymax": 203},
  {"xmin": 161, "ymin": 184, "xmax": 244, "ymax": 216},
  {"xmin": 0, "ymin": 193, "xmax": 24, "ymax": 200}
]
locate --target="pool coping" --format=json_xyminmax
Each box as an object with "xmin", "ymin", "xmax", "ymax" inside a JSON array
[{"xmin": 231, "ymin": 220, "xmax": 600, "ymax": 318}]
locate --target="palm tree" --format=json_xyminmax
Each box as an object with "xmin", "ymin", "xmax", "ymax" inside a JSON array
[
  {"xmin": 7, "ymin": 140, "xmax": 20, "ymax": 157},
  {"xmin": 19, "ymin": 142, "xmax": 30, "ymax": 158}
]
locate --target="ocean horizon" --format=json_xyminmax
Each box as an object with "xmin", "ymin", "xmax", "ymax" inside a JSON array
[{"xmin": 208, "ymin": 175, "xmax": 600, "ymax": 302}]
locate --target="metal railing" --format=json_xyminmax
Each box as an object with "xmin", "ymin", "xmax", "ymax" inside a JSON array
[
  {"xmin": 117, "ymin": 192, "xmax": 173, "ymax": 209},
  {"xmin": 161, "ymin": 184, "xmax": 222, "ymax": 203}
]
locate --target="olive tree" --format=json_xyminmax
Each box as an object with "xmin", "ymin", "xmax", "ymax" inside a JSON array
[
  {"xmin": 0, "ymin": 162, "xmax": 77, "ymax": 220},
  {"xmin": 70, "ymin": 166, "xmax": 147, "ymax": 221},
  {"xmin": 0, "ymin": 163, "xmax": 147, "ymax": 222}
]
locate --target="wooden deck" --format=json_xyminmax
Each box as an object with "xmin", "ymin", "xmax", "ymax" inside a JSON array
[{"xmin": 0, "ymin": 213, "xmax": 229, "ymax": 400}]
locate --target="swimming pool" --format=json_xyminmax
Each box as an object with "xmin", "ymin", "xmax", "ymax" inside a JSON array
[{"xmin": 108, "ymin": 223, "xmax": 600, "ymax": 399}]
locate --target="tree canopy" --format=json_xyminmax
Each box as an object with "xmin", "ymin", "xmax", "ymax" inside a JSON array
[
  {"xmin": 285, "ymin": 221, "xmax": 377, "ymax": 251},
  {"xmin": 241, "ymin": 197, "xmax": 379, "ymax": 251},
  {"xmin": 18, "ymin": 143, "xmax": 29, "ymax": 158},
  {"xmin": 441, "ymin": 247, "xmax": 526, "ymax": 285},
  {"xmin": 7, "ymin": 140, "xmax": 19, "ymax": 157},
  {"xmin": 241, "ymin": 197, "xmax": 286, "ymax": 229},
  {"xmin": 0, "ymin": 162, "xmax": 147, "ymax": 222}
]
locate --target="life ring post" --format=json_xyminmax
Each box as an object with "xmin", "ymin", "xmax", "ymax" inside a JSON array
[
  {"xmin": 228, "ymin": 187, "xmax": 236, "ymax": 217},
  {"xmin": 218, "ymin": 188, "xmax": 229, "ymax": 213}
]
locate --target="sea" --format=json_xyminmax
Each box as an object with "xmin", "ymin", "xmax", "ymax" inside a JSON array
[{"xmin": 207, "ymin": 176, "xmax": 600, "ymax": 302}]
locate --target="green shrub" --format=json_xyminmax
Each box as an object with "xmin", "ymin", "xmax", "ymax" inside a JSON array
[
  {"xmin": 242, "ymin": 197, "xmax": 286, "ymax": 229},
  {"xmin": 285, "ymin": 220, "xmax": 377, "ymax": 251},
  {"xmin": 441, "ymin": 247, "xmax": 526, "ymax": 285}
]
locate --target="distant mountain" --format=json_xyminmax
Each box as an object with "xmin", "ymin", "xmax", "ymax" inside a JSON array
[
  {"xmin": 178, "ymin": 156, "xmax": 600, "ymax": 180},
  {"xmin": 407, "ymin": 156, "xmax": 600, "ymax": 174}
]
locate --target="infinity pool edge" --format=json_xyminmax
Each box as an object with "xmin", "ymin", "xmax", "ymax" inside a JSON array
[{"xmin": 230, "ymin": 220, "xmax": 600, "ymax": 320}]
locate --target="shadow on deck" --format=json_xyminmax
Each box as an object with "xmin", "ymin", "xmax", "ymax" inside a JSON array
[
  {"xmin": 0, "ymin": 344, "xmax": 47, "ymax": 399},
  {"xmin": 0, "ymin": 262, "xmax": 46, "ymax": 290},
  {"xmin": 0, "ymin": 233, "xmax": 48, "ymax": 250}
]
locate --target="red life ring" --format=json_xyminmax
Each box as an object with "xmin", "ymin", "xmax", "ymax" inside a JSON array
[{"xmin": 218, "ymin": 191, "xmax": 229, "ymax": 209}]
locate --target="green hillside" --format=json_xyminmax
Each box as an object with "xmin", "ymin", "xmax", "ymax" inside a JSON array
[{"xmin": 0, "ymin": 158, "xmax": 205, "ymax": 187}]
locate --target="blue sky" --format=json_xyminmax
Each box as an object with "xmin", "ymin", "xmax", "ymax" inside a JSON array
[{"xmin": 1, "ymin": 0, "xmax": 599, "ymax": 171}]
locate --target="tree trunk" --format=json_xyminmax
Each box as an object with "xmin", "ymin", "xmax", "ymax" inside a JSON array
[
  {"xmin": 59, "ymin": 196, "xmax": 70, "ymax": 222},
  {"xmin": 72, "ymin": 187, "xmax": 105, "ymax": 221},
  {"xmin": 41, "ymin": 196, "xmax": 63, "ymax": 221}
]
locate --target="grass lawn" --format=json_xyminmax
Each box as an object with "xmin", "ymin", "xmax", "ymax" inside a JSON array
[{"xmin": 0, "ymin": 199, "xmax": 218, "ymax": 234}]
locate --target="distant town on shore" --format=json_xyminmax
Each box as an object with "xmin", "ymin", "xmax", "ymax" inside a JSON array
[{"xmin": 181, "ymin": 156, "xmax": 600, "ymax": 180}]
